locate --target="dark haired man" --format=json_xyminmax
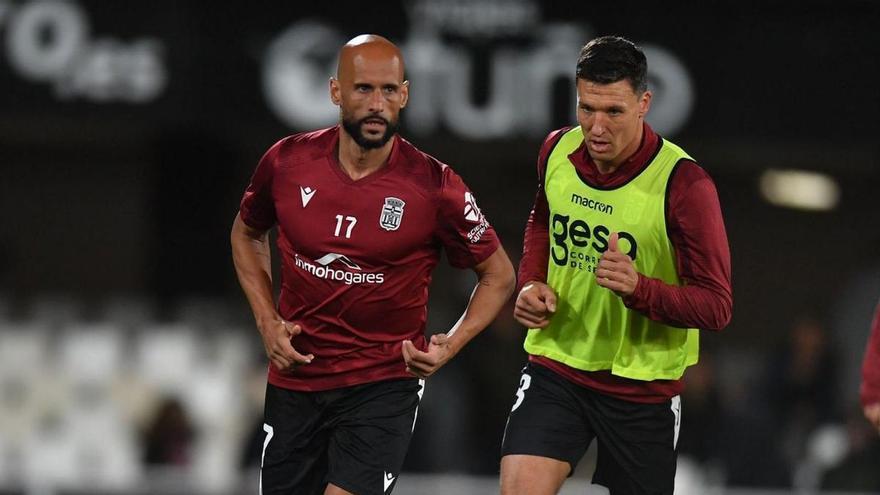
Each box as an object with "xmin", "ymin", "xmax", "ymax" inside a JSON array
[
  {"xmin": 231, "ymin": 34, "xmax": 515, "ymax": 495},
  {"xmin": 500, "ymin": 35, "xmax": 733, "ymax": 494}
]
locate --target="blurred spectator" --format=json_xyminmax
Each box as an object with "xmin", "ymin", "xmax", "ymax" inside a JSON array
[
  {"xmin": 859, "ymin": 298, "xmax": 880, "ymax": 433},
  {"xmin": 714, "ymin": 347, "xmax": 789, "ymax": 488},
  {"xmin": 142, "ymin": 396, "xmax": 195, "ymax": 466},
  {"xmin": 761, "ymin": 314, "xmax": 842, "ymax": 480}
]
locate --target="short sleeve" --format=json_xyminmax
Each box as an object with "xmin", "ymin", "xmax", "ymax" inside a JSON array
[
  {"xmin": 435, "ymin": 167, "xmax": 500, "ymax": 268},
  {"xmin": 239, "ymin": 140, "xmax": 281, "ymax": 231}
]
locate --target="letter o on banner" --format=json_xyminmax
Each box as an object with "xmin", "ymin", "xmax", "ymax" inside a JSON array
[
  {"xmin": 7, "ymin": 0, "xmax": 89, "ymax": 81},
  {"xmin": 643, "ymin": 44, "xmax": 694, "ymax": 137},
  {"xmin": 263, "ymin": 20, "xmax": 342, "ymax": 129}
]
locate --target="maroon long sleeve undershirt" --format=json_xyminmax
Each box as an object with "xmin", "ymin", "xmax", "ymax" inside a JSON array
[
  {"xmin": 518, "ymin": 124, "xmax": 733, "ymax": 403},
  {"xmin": 861, "ymin": 300, "xmax": 880, "ymax": 408}
]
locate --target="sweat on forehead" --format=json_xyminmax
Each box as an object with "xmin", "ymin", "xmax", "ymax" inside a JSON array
[{"xmin": 336, "ymin": 34, "xmax": 405, "ymax": 79}]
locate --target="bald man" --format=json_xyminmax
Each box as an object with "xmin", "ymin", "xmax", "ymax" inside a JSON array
[{"xmin": 231, "ymin": 34, "xmax": 515, "ymax": 495}]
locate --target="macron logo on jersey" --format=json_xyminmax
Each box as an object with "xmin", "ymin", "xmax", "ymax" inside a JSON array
[
  {"xmin": 464, "ymin": 191, "xmax": 489, "ymax": 243},
  {"xmin": 300, "ymin": 186, "xmax": 316, "ymax": 207},
  {"xmin": 464, "ymin": 191, "xmax": 483, "ymax": 223},
  {"xmin": 383, "ymin": 471, "xmax": 396, "ymax": 492}
]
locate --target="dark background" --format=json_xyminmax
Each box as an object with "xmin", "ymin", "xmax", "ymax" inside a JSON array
[
  {"xmin": 3, "ymin": 1, "xmax": 879, "ymax": 347},
  {"xmin": 1, "ymin": 0, "xmax": 879, "ymax": 489}
]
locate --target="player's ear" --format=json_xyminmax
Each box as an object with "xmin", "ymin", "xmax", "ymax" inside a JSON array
[
  {"xmin": 329, "ymin": 77, "xmax": 341, "ymax": 106},
  {"xmin": 399, "ymin": 80, "xmax": 409, "ymax": 109},
  {"xmin": 638, "ymin": 90, "xmax": 652, "ymax": 119}
]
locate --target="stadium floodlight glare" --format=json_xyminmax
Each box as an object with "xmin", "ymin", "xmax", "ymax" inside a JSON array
[{"xmin": 759, "ymin": 169, "xmax": 840, "ymax": 211}]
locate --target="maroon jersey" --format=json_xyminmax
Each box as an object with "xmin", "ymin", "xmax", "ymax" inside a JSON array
[{"xmin": 239, "ymin": 126, "xmax": 500, "ymax": 391}]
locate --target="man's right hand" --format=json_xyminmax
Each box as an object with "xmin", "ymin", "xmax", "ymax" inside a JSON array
[
  {"xmin": 513, "ymin": 281, "xmax": 557, "ymax": 329},
  {"xmin": 258, "ymin": 318, "xmax": 314, "ymax": 371}
]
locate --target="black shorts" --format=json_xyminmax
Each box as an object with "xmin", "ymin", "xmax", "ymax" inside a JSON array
[
  {"xmin": 501, "ymin": 363, "xmax": 681, "ymax": 495},
  {"xmin": 260, "ymin": 378, "xmax": 424, "ymax": 495}
]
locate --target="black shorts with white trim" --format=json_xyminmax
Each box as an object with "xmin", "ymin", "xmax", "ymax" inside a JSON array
[{"xmin": 501, "ymin": 362, "xmax": 680, "ymax": 495}]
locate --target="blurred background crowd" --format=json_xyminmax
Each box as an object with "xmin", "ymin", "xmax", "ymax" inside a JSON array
[{"xmin": 1, "ymin": 1, "xmax": 879, "ymax": 494}]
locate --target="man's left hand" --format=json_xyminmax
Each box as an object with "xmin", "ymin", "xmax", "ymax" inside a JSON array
[
  {"xmin": 595, "ymin": 232, "xmax": 639, "ymax": 297},
  {"xmin": 402, "ymin": 334, "xmax": 454, "ymax": 379}
]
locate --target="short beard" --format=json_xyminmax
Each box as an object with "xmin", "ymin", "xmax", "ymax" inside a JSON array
[{"xmin": 341, "ymin": 114, "xmax": 398, "ymax": 150}]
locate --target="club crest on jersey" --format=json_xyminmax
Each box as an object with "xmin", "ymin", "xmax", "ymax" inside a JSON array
[{"xmin": 379, "ymin": 197, "xmax": 405, "ymax": 231}]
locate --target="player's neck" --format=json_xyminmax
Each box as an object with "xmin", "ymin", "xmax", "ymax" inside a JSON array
[{"xmin": 337, "ymin": 133, "xmax": 395, "ymax": 181}]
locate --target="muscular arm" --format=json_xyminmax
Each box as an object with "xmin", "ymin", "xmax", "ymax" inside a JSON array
[
  {"xmin": 447, "ymin": 246, "xmax": 516, "ymax": 353},
  {"xmin": 403, "ymin": 246, "xmax": 515, "ymax": 378},
  {"xmin": 231, "ymin": 213, "xmax": 277, "ymax": 325},
  {"xmin": 516, "ymin": 130, "xmax": 567, "ymax": 293},
  {"xmin": 517, "ymin": 187, "xmax": 551, "ymax": 294},
  {"xmin": 622, "ymin": 162, "xmax": 733, "ymax": 330},
  {"xmin": 514, "ymin": 188, "xmax": 557, "ymax": 329},
  {"xmin": 231, "ymin": 213, "xmax": 312, "ymax": 370}
]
